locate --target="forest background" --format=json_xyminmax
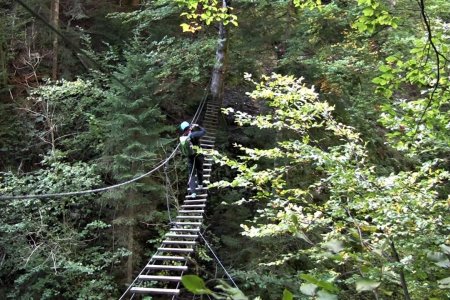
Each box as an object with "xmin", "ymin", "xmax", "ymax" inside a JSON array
[{"xmin": 0, "ymin": 0, "xmax": 449, "ymax": 299}]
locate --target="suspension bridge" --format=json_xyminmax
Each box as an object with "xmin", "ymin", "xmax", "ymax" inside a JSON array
[
  {"xmin": 1, "ymin": 2, "xmax": 235, "ymax": 298},
  {"xmin": 0, "ymin": 94, "xmax": 234, "ymax": 299},
  {"xmin": 119, "ymin": 99, "xmax": 221, "ymax": 299}
]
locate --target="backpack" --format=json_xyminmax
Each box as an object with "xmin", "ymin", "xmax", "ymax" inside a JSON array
[{"xmin": 179, "ymin": 135, "xmax": 195, "ymax": 156}]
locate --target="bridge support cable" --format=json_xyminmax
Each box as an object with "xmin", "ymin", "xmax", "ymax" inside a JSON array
[
  {"xmin": 119, "ymin": 99, "xmax": 221, "ymax": 299},
  {"xmin": 198, "ymin": 231, "xmax": 239, "ymax": 289},
  {"xmin": 0, "ymin": 79, "xmax": 211, "ymax": 201}
]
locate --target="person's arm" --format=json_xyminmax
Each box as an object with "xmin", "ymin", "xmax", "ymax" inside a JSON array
[{"xmin": 189, "ymin": 124, "xmax": 206, "ymax": 138}]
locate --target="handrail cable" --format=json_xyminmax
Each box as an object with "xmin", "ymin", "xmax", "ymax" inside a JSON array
[
  {"xmin": 2, "ymin": 1, "xmax": 212, "ymax": 201},
  {"xmin": 10, "ymin": 1, "xmax": 230, "ymax": 298},
  {"xmin": 0, "ymin": 149, "xmax": 177, "ymax": 200},
  {"xmin": 164, "ymin": 163, "xmax": 173, "ymax": 223},
  {"xmin": 0, "ymin": 79, "xmax": 211, "ymax": 201},
  {"xmin": 199, "ymin": 231, "xmax": 239, "ymax": 289}
]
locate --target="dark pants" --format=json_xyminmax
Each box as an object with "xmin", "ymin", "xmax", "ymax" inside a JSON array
[{"xmin": 188, "ymin": 154, "xmax": 204, "ymax": 192}]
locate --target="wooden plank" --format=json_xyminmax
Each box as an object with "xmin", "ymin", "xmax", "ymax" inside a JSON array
[
  {"xmin": 176, "ymin": 216, "xmax": 202, "ymax": 219},
  {"xmin": 169, "ymin": 228, "xmax": 200, "ymax": 232},
  {"xmin": 157, "ymin": 247, "xmax": 194, "ymax": 253},
  {"xmin": 146, "ymin": 265, "xmax": 188, "ymax": 271},
  {"xmin": 183, "ymin": 199, "xmax": 207, "ymax": 203},
  {"xmin": 185, "ymin": 193, "xmax": 208, "ymax": 200},
  {"xmin": 176, "ymin": 215, "xmax": 203, "ymax": 220},
  {"xmin": 181, "ymin": 204, "xmax": 206, "ymax": 208},
  {"xmin": 152, "ymin": 255, "xmax": 186, "ymax": 261},
  {"xmin": 173, "ymin": 221, "xmax": 202, "ymax": 226},
  {"xmin": 130, "ymin": 287, "xmax": 180, "ymax": 295},
  {"xmin": 178, "ymin": 210, "xmax": 205, "ymax": 213},
  {"xmin": 162, "ymin": 240, "xmax": 196, "ymax": 245},
  {"xmin": 165, "ymin": 233, "xmax": 198, "ymax": 238},
  {"xmin": 201, "ymin": 144, "xmax": 214, "ymax": 148},
  {"xmin": 138, "ymin": 275, "xmax": 182, "ymax": 281}
]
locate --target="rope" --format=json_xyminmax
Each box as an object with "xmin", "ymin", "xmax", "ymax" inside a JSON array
[
  {"xmin": 164, "ymin": 163, "xmax": 173, "ymax": 223},
  {"xmin": 1, "ymin": 1, "xmax": 210, "ymax": 201},
  {"xmin": 0, "ymin": 147, "xmax": 178, "ymax": 200},
  {"xmin": 0, "ymin": 79, "xmax": 211, "ymax": 201},
  {"xmin": 199, "ymin": 232, "xmax": 239, "ymax": 289}
]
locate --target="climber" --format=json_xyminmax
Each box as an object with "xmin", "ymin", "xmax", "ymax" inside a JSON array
[{"xmin": 179, "ymin": 121, "xmax": 206, "ymax": 197}]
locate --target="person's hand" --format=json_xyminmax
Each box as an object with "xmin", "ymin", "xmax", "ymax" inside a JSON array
[{"xmin": 191, "ymin": 123, "xmax": 199, "ymax": 128}]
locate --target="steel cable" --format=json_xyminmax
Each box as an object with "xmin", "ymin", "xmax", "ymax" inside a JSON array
[
  {"xmin": 0, "ymin": 80, "xmax": 211, "ymax": 201},
  {"xmin": 199, "ymin": 232, "xmax": 239, "ymax": 289}
]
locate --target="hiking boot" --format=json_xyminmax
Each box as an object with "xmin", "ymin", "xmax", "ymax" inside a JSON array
[{"xmin": 187, "ymin": 193, "xmax": 197, "ymax": 198}]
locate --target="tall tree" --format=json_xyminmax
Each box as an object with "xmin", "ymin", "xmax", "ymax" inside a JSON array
[
  {"xmin": 210, "ymin": 0, "xmax": 230, "ymax": 103},
  {"xmin": 51, "ymin": 0, "xmax": 59, "ymax": 80}
]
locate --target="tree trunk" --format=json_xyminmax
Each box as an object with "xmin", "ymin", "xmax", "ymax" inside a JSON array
[
  {"xmin": 210, "ymin": 0, "xmax": 230, "ymax": 104},
  {"xmin": 389, "ymin": 238, "xmax": 411, "ymax": 300},
  {"xmin": 51, "ymin": 0, "xmax": 59, "ymax": 80},
  {"xmin": 131, "ymin": 0, "xmax": 140, "ymax": 7},
  {"xmin": 126, "ymin": 200, "xmax": 135, "ymax": 282},
  {"xmin": 0, "ymin": 40, "xmax": 6, "ymax": 88}
]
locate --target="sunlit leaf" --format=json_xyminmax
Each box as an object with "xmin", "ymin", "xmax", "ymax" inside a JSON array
[
  {"xmin": 300, "ymin": 283, "xmax": 317, "ymax": 296},
  {"xmin": 181, "ymin": 275, "xmax": 213, "ymax": 295},
  {"xmin": 356, "ymin": 278, "xmax": 381, "ymax": 292},
  {"xmin": 282, "ymin": 288, "xmax": 294, "ymax": 300}
]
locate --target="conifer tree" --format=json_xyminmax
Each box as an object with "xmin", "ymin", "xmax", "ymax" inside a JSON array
[{"xmin": 102, "ymin": 37, "xmax": 173, "ymax": 281}]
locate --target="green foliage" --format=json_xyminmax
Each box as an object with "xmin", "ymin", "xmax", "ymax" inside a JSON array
[
  {"xmin": 293, "ymin": 0, "xmax": 323, "ymax": 10},
  {"xmin": 27, "ymin": 79, "xmax": 107, "ymax": 159},
  {"xmin": 373, "ymin": 23, "xmax": 450, "ymax": 159},
  {"xmin": 101, "ymin": 37, "xmax": 174, "ymax": 184},
  {"xmin": 0, "ymin": 152, "xmax": 123, "ymax": 299},
  {"xmin": 182, "ymin": 275, "xmax": 249, "ymax": 299},
  {"xmin": 2, "ymin": 0, "xmax": 450, "ymax": 298},
  {"xmin": 282, "ymin": 289, "xmax": 293, "ymax": 300},
  {"xmin": 182, "ymin": 275, "xmax": 214, "ymax": 295},
  {"xmin": 352, "ymin": 0, "xmax": 398, "ymax": 33},
  {"xmin": 355, "ymin": 278, "xmax": 381, "ymax": 292},
  {"xmin": 176, "ymin": 0, "xmax": 238, "ymax": 32},
  {"xmin": 215, "ymin": 74, "xmax": 450, "ymax": 299}
]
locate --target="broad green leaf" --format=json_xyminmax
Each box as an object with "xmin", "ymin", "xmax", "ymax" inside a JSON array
[
  {"xmin": 356, "ymin": 278, "xmax": 381, "ymax": 292},
  {"xmin": 181, "ymin": 275, "xmax": 213, "ymax": 295},
  {"xmin": 282, "ymin": 288, "xmax": 294, "ymax": 300},
  {"xmin": 317, "ymin": 290, "xmax": 338, "ymax": 300},
  {"xmin": 300, "ymin": 283, "xmax": 317, "ymax": 296},
  {"xmin": 216, "ymin": 283, "xmax": 248, "ymax": 300},
  {"xmin": 323, "ymin": 240, "xmax": 344, "ymax": 254},
  {"xmin": 440, "ymin": 244, "xmax": 450, "ymax": 255},
  {"xmin": 362, "ymin": 7, "xmax": 374, "ymax": 16},
  {"xmin": 180, "ymin": 23, "xmax": 191, "ymax": 32},
  {"xmin": 379, "ymin": 65, "xmax": 391, "ymax": 72},
  {"xmin": 300, "ymin": 274, "xmax": 339, "ymax": 293},
  {"xmin": 438, "ymin": 277, "xmax": 450, "ymax": 289}
]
